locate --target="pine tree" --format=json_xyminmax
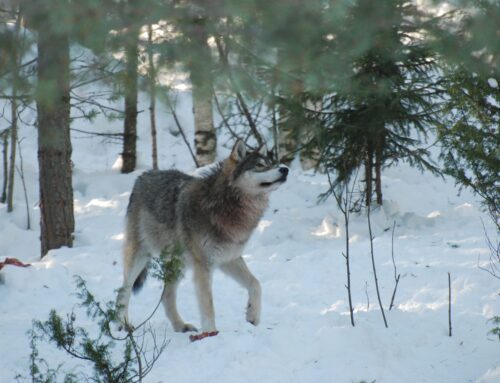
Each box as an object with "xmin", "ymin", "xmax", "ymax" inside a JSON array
[
  {"xmin": 315, "ymin": 0, "xmax": 444, "ymax": 205},
  {"xmin": 434, "ymin": 0, "xmax": 499, "ymax": 230},
  {"xmin": 22, "ymin": 0, "xmax": 75, "ymax": 256},
  {"xmin": 439, "ymin": 70, "xmax": 499, "ymax": 230}
]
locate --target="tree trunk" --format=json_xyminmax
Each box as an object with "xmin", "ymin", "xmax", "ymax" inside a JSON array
[
  {"xmin": 7, "ymin": 96, "xmax": 17, "ymax": 213},
  {"xmin": 147, "ymin": 24, "xmax": 158, "ymax": 170},
  {"xmin": 276, "ymin": 49, "xmax": 298, "ymax": 166},
  {"xmin": 122, "ymin": 29, "xmax": 139, "ymax": 174},
  {"xmin": 375, "ymin": 135, "xmax": 383, "ymax": 205},
  {"xmin": 1, "ymin": 130, "xmax": 8, "ymax": 203},
  {"xmin": 299, "ymin": 98, "xmax": 321, "ymax": 171},
  {"xmin": 190, "ymin": 17, "xmax": 216, "ymax": 167},
  {"xmin": 6, "ymin": 9, "xmax": 21, "ymax": 213},
  {"xmin": 37, "ymin": 26, "xmax": 74, "ymax": 257},
  {"xmin": 365, "ymin": 144, "xmax": 374, "ymax": 207},
  {"xmin": 277, "ymin": 103, "xmax": 297, "ymax": 166}
]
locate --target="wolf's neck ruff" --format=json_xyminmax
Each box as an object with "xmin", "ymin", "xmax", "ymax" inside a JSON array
[{"xmin": 192, "ymin": 160, "xmax": 269, "ymax": 244}]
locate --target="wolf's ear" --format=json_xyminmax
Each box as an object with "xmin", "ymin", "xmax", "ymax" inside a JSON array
[
  {"xmin": 257, "ymin": 143, "xmax": 268, "ymax": 157},
  {"xmin": 231, "ymin": 140, "xmax": 246, "ymax": 162}
]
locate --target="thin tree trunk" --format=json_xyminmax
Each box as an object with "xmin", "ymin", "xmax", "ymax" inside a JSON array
[
  {"xmin": 37, "ymin": 25, "xmax": 74, "ymax": 257},
  {"xmin": 7, "ymin": 93, "xmax": 18, "ymax": 212},
  {"xmin": 6, "ymin": 9, "xmax": 21, "ymax": 213},
  {"xmin": 16, "ymin": 139, "xmax": 31, "ymax": 230},
  {"xmin": 365, "ymin": 144, "xmax": 374, "ymax": 207},
  {"xmin": 344, "ymin": 203, "xmax": 355, "ymax": 327},
  {"xmin": 299, "ymin": 98, "xmax": 321, "ymax": 171},
  {"xmin": 389, "ymin": 221, "xmax": 400, "ymax": 311},
  {"xmin": 192, "ymin": 83, "xmax": 216, "ymax": 166},
  {"xmin": 122, "ymin": 29, "xmax": 139, "ymax": 174},
  {"xmin": 276, "ymin": 49, "xmax": 298, "ymax": 166},
  {"xmin": 190, "ymin": 17, "xmax": 216, "ymax": 167},
  {"xmin": 375, "ymin": 134, "xmax": 383, "ymax": 205},
  {"xmin": 328, "ymin": 169, "xmax": 356, "ymax": 327},
  {"xmin": 367, "ymin": 203, "xmax": 388, "ymax": 328},
  {"xmin": 1, "ymin": 130, "xmax": 8, "ymax": 203},
  {"xmin": 147, "ymin": 24, "xmax": 158, "ymax": 170}
]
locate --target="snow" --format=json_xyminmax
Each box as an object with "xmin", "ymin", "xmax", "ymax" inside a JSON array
[
  {"xmin": 1, "ymin": 90, "xmax": 499, "ymax": 383},
  {"xmin": 488, "ymin": 78, "xmax": 498, "ymax": 89}
]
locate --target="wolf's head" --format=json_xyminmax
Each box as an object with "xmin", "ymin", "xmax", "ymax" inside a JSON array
[{"xmin": 227, "ymin": 140, "xmax": 289, "ymax": 195}]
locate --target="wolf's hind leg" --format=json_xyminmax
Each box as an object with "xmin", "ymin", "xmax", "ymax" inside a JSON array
[
  {"xmin": 162, "ymin": 280, "xmax": 197, "ymax": 332},
  {"xmin": 220, "ymin": 257, "xmax": 261, "ymax": 326},
  {"xmin": 116, "ymin": 241, "xmax": 150, "ymax": 330}
]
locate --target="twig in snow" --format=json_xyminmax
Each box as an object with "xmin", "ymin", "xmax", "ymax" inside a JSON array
[
  {"xmin": 365, "ymin": 281, "xmax": 370, "ymax": 311},
  {"xmin": 448, "ymin": 272, "xmax": 452, "ymax": 337}
]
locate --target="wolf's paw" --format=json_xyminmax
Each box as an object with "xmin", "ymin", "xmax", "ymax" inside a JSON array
[
  {"xmin": 174, "ymin": 323, "xmax": 197, "ymax": 333},
  {"xmin": 246, "ymin": 303, "xmax": 260, "ymax": 326}
]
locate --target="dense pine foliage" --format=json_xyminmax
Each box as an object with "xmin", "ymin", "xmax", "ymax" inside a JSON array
[{"xmin": 0, "ymin": 0, "xmax": 498, "ymax": 248}]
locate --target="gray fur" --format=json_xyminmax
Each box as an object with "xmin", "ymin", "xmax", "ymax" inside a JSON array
[{"xmin": 116, "ymin": 141, "xmax": 288, "ymax": 335}]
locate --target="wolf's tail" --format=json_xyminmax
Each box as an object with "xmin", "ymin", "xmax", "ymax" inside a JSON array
[{"xmin": 132, "ymin": 267, "xmax": 148, "ymax": 294}]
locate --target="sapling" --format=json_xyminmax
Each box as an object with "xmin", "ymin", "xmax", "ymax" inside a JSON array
[
  {"xmin": 367, "ymin": 203, "xmax": 388, "ymax": 328},
  {"xmin": 322, "ymin": 167, "xmax": 362, "ymax": 327},
  {"xmin": 389, "ymin": 221, "xmax": 400, "ymax": 311}
]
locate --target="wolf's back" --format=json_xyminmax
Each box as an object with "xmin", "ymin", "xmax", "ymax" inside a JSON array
[{"xmin": 127, "ymin": 170, "xmax": 194, "ymax": 224}]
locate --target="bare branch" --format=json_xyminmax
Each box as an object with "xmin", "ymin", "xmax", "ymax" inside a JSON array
[{"xmin": 165, "ymin": 95, "xmax": 199, "ymax": 168}]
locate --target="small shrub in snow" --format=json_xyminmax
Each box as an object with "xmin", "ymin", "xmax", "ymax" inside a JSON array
[
  {"xmin": 17, "ymin": 276, "xmax": 168, "ymax": 383},
  {"xmin": 488, "ymin": 316, "xmax": 500, "ymax": 341}
]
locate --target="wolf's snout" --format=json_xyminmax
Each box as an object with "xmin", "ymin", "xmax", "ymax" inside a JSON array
[{"xmin": 279, "ymin": 167, "xmax": 289, "ymax": 176}]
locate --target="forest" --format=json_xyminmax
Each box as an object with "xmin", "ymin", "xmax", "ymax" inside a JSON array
[{"xmin": 0, "ymin": 0, "xmax": 499, "ymax": 382}]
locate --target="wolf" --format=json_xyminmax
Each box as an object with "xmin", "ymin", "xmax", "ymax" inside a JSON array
[{"xmin": 116, "ymin": 140, "xmax": 288, "ymax": 339}]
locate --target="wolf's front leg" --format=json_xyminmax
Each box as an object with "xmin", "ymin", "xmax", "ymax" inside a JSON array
[
  {"xmin": 192, "ymin": 260, "xmax": 217, "ymax": 333},
  {"xmin": 220, "ymin": 257, "xmax": 261, "ymax": 326},
  {"xmin": 162, "ymin": 280, "xmax": 197, "ymax": 333}
]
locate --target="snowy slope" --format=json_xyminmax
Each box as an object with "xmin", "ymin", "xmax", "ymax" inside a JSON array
[{"xmin": 0, "ymin": 91, "xmax": 499, "ymax": 383}]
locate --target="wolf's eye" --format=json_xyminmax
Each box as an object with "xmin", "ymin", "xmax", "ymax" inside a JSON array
[{"xmin": 256, "ymin": 162, "xmax": 266, "ymax": 170}]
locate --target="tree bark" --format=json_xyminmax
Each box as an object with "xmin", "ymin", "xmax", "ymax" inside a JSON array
[
  {"xmin": 122, "ymin": 28, "xmax": 139, "ymax": 174},
  {"xmin": 37, "ymin": 25, "xmax": 74, "ymax": 257},
  {"xmin": 190, "ymin": 16, "xmax": 216, "ymax": 167}
]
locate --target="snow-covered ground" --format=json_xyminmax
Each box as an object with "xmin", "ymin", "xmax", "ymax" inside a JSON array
[{"xmin": 0, "ymin": 91, "xmax": 499, "ymax": 383}]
